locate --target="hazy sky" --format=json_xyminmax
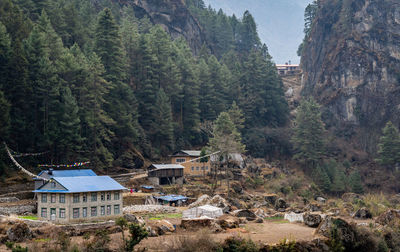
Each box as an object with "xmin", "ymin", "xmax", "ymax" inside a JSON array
[{"xmin": 203, "ymin": 0, "xmax": 312, "ymax": 64}]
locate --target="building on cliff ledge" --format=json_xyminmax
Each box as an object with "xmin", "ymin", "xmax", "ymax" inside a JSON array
[
  {"xmin": 276, "ymin": 63, "xmax": 300, "ymax": 76},
  {"xmin": 33, "ymin": 176, "xmax": 125, "ymax": 223}
]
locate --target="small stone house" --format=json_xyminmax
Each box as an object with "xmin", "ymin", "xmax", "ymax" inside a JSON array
[
  {"xmin": 170, "ymin": 150, "xmax": 211, "ymax": 176},
  {"xmin": 34, "ymin": 169, "xmax": 97, "ymax": 190},
  {"xmin": 33, "ymin": 176, "xmax": 126, "ymax": 223}
]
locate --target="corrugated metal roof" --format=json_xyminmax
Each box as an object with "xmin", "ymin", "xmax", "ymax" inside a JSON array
[
  {"xmin": 182, "ymin": 150, "xmax": 201, "ymax": 156},
  {"xmin": 171, "ymin": 150, "xmax": 201, "ymax": 157},
  {"xmin": 151, "ymin": 164, "xmax": 184, "ymax": 170},
  {"xmin": 38, "ymin": 169, "xmax": 97, "ymax": 177},
  {"xmin": 155, "ymin": 194, "xmax": 187, "ymax": 202},
  {"xmin": 34, "ymin": 176, "xmax": 126, "ymax": 193}
]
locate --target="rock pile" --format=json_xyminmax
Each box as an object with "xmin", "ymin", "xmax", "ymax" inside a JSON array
[
  {"xmin": 6, "ymin": 222, "xmax": 32, "ymax": 242},
  {"xmin": 123, "ymin": 205, "xmax": 178, "ymax": 214},
  {"xmin": 189, "ymin": 194, "xmax": 229, "ymax": 210},
  {"xmin": 353, "ymin": 207, "xmax": 372, "ymax": 219}
]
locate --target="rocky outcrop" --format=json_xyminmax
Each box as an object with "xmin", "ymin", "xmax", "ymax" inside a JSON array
[
  {"xmin": 127, "ymin": 0, "xmax": 206, "ymax": 54},
  {"xmin": 301, "ymin": 0, "xmax": 400, "ymax": 152},
  {"xmin": 304, "ymin": 213, "xmax": 322, "ymax": 227},
  {"xmin": 6, "ymin": 222, "xmax": 32, "ymax": 242},
  {"xmin": 353, "ymin": 207, "xmax": 372, "ymax": 219},
  {"xmin": 376, "ymin": 209, "xmax": 400, "ymax": 225}
]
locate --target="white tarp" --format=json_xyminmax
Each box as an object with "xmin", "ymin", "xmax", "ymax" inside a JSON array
[
  {"xmin": 284, "ymin": 212, "xmax": 304, "ymax": 223},
  {"xmin": 182, "ymin": 204, "xmax": 223, "ymax": 219}
]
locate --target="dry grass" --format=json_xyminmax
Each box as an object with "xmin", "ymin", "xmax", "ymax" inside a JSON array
[{"xmin": 165, "ymin": 229, "xmax": 219, "ymax": 252}]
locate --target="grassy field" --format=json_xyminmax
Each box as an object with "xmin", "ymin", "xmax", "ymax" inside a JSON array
[
  {"xmin": 145, "ymin": 213, "xmax": 182, "ymax": 220},
  {"xmin": 18, "ymin": 215, "xmax": 38, "ymax": 220}
]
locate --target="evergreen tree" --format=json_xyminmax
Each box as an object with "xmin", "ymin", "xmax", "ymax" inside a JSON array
[
  {"xmin": 315, "ymin": 165, "xmax": 331, "ymax": 193},
  {"xmin": 376, "ymin": 121, "xmax": 400, "ymax": 168},
  {"xmin": 349, "ymin": 170, "xmax": 364, "ymax": 194},
  {"xmin": 237, "ymin": 11, "xmax": 261, "ymax": 53},
  {"xmin": 227, "ymin": 101, "xmax": 245, "ymax": 131},
  {"xmin": 292, "ymin": 98, "xmax": 325, "ymax": 170},
  {"xmin": 330, "ymin": 167, "xmax": 346, "ymax": 195},
  {"xmin": 152, "ymin": 88, "xmax": 174, "ymax": 156},
  {"xmin": 55, "ymin": 86, "xmax": 82, "ymax": 161},
  {"xmin": 95, "ymin": 8, "xmax": 139, "ymax": 160}
]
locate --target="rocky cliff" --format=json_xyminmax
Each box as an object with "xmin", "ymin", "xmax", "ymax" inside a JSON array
[
  {"xmin": 301, "ymin": 0, "xmax": 400, "ymax": 152},
  {"xmin": 128, "ymin": 0, "xmax": 206, "ymax": 54}
]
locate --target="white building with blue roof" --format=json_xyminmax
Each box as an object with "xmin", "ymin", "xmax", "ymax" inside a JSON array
[{"xmin": 33, "ymin": 175, "xmax": 126, "ymax": 223}]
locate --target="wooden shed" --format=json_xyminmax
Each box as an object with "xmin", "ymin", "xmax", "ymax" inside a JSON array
[{"xmin": 148, "ymin": 164, "xmax": 184, "ymax": 185}]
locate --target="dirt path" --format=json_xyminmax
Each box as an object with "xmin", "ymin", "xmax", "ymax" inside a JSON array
[{"xmin": 136, "ymin": 221, "xmax": 317, "ymax": 251}]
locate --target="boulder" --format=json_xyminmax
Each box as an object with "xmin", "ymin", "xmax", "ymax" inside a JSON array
[
  {"xmin": 307, "ymin": 203, "xmax": 322, "ymax": 212},
  {"xmin": 376, "ymin": 209, "xmax": 400, "ymax": 225},
  {"xmin": 189, "ymin": 194, "xmax": 229, "ymax": 209},
  {"xmin": 124, "ymin": 214, "xmax": 146, "ymax": 225},
  {"xmin": 275, "ymin": 198, "xmax": 288, "ymax": 211},
  {"xmin": 353, "ymin": 207, "xmax": 372, "ymax": 219},
  {"xmin": 233, "ymin": 209, "xmax": 257, "ymax": 221},
  {"xmin": 231, "ymin": 182, "xmax": 243, "ymax": 194},
  {"xmin": 316, "ymin": 197, "xmax": 326, "ymax": 204},
  {"xmin": 254, "ymin": 208, "xmax": 266, "ymax": 218},
  {"xmin": 6, "ymin": 222, "xmax": 32, "ymax": 242},
  {"xmin": 228, "ymin": 198, "xmax": 246, "ymax": 209},
  {"xmin": 304, "ymin": 213, "xmax": 322, "ymax": 228},
  {"xmin": 238, "ymin": 217, "xmax": 248, "ymax": 224},
  {"xmin": 264, "ymin": 194, "xmax": 278, "ymax": 205},
  {"xmin": 217, "ymin": 215, "xmax": 239, "ymax": 229},
  {"xmin": 180, "ymin": 217, "xmax": 215, "ymax": 230},
  {"xmin": 255, "ymin": 217, "xmax": 263, "ymax": 223},
  {"xmin": 209, "ymin": 195, "xmax": 229, "ymax": 208},
  {"xmin": 146, "ymin": 226, "xmax": 158, "ymax": 237},
  {"xmin": 154, "ymin": 220, "xmax": 175, "ymax": 235},
  {"xmin": 317, "ymin": 217, "xmax": 356, "ymax": 245},
  {"xmin": 188, "ymin": 195, "xmax": 211, "ymax": 208}
]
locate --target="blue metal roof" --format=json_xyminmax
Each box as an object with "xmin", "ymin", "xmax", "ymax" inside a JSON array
[
  {"xmin": 34, "ymin": 176, "xmax": 126, "ymax": 193},
  {"xmin": 155, "ymin": 194, "xmax": 187, "ymax": 202},
  {"xmin": 38, "ymin": 169, "xmax": 97, "ymax": 177}
]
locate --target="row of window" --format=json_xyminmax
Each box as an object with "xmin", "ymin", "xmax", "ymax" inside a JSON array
[
  {"xmin": 41, "ymin": 205, "xmax": 120, "ymax": 219},
  {"xmin": 191, "ymin": 166, "xmax": 209, "ymax": 171},
  {"xmin": 41, "ymin": 192, "xmax": 120, "ymax": 203},
  {"xmin": 175, "ymin": 158, "xmax": 185, "ymax": 163}
]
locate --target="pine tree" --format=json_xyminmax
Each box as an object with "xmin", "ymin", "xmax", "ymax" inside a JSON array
[
  {"xmin": 376, "ymin": 121, "xmax": 400, "ymax": 168},
  {"xmin": 315, "ymin": 165, "xmax": 331, "ymax": 193},
  {"xmin": 292, "ymin": 98, "xmax": 325, "ymax": 170},
  {"xmin": 349, "ymin": 170, "xmax": 364, "ymax": 194},
  {"xmin": 227, "ymin": 101, "xmax": 245, "ymax": 130},
  {"xmin": 95, "ymin": 8, "xmax": 139, "ymax": 160},
  {"xmin": 56, "ymin": 86, "xmax": 82, "ymax": 161},
  {"xmin": 237, "ymin": 11, "xmax": 261, "ymax": 53},
  {"xmin": 330, "ymin": 167, "xmax": 346, "ymax": 195},
  {"xmin": 152, "ymin": 88, "xmax": 174, "ymax": 156}
]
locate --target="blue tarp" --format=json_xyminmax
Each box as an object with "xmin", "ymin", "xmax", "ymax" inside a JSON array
[
  {"xmin": 141, "ymin": 185, "xmax": 154, "ymax": 190},
  {"xmin": 155, "ymin": 194, "xmax": 187, "ymax": 202},
  {"xmin": 34, "ymin": 176, "xmax": 126, "ymax": 193}
]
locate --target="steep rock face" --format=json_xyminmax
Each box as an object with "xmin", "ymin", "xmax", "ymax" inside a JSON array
[
  {"xmin": 301, "ymin": 0, "xmax": 400, "ymax": 152},
  {"xmin": 130, "ymin": 0, "xmax": 206, "ymax": 54}
]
